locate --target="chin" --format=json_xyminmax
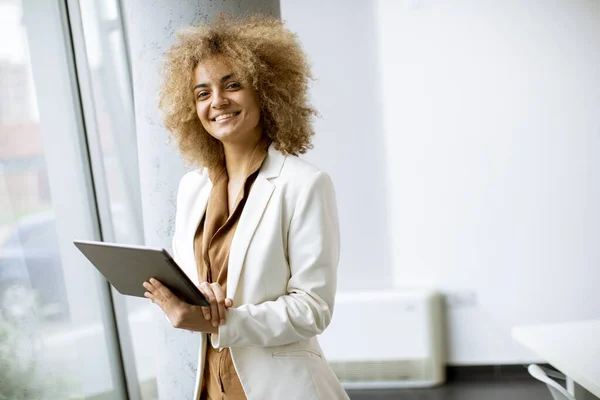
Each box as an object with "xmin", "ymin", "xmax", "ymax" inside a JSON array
[
  {"xmin": 208, "ymin": 123, "xmax": 261, "ymax": 145},
  {"xmin": 212, "ymin": 130, "xmax": 244, "ymax": 144}
]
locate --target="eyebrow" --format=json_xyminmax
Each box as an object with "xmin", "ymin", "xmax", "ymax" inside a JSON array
[{"xmin": 193, "ymin": 73, "xmax": 235, "ymax": 91}]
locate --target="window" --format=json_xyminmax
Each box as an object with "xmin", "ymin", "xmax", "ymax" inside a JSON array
[{"xmin": 0, "ymin": 0, "xmax": 127, "ymax": 398}]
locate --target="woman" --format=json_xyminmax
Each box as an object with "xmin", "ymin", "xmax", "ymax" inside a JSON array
[{"xmin": 143, "ymin": 15, "xmax": 348, "ymax": 400}]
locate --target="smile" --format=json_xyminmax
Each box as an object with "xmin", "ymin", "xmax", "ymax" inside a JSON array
[{"xmin": 212, "ymin": 112, "xmax": 240, "ymax": 122}]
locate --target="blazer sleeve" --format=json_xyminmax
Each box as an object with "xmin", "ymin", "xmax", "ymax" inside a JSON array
[
  {"xmin": 166, "ymin": 171, "xmax": 194, "ymax": 325},
  {"xmin": 211, "ymin": 170, "xmax": 341, "ymax": 348}
]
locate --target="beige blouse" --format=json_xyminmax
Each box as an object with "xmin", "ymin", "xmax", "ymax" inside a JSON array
[{"xmin": 194, "ymin": 137, "xmax": 270, "ymax": 400}]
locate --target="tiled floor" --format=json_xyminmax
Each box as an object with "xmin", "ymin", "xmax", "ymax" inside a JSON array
[{"xmin": 347, "ymin": 380, "xmax": 551, "ymax": 400}]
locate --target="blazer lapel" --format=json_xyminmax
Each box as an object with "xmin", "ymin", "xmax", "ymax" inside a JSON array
[
  {"xmin": 227, "ymin": 144, "xmax": 286, "ymax": 299},
  {"xmin": 185, "ymin": 180, "xmax": 212, "ymax": 285}
]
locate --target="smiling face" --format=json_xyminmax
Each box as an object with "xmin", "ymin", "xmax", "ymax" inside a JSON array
[{"xmin": 192, "ymin": 57, "xmax": 262, "ymax": 146}]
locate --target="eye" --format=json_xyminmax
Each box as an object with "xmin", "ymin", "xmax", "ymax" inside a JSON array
[
  {"xmin": 196, "ymin": 91, "xmax": 209, "ymax": 100},
  {"xmin": 226, "ymin": 82, "xmax": 240, "ymax": 90}
]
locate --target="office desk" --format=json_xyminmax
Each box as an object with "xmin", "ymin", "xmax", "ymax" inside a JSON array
[{"xmin": 512, "ymin": 320, "xmax": 600, "ymax": 398}]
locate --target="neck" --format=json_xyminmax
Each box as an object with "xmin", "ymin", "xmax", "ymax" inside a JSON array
[{"xmin": 222, "ymin": 131, "xmax": 263, "ymax": 181}]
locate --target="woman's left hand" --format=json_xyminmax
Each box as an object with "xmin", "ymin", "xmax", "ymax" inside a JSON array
[{"xmin": 143, "ymin": 278, "xmax": 217, "ymax": 334}]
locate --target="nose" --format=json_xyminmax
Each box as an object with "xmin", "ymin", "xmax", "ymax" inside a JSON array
[{"xmin": 211, "ymin": 90, "xmax": 229, "ymax": 109}]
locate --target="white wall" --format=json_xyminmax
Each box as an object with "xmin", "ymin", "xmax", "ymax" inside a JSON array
[
  {"xmin": 283, "ymin": 0, "xmax": 600, "ymax": 364},
  {"xmin": 281, "ymin": 0, "xmax": 393, "ymax": 291}
]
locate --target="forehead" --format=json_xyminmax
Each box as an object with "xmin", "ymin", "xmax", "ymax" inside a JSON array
[{"xmin": 193, "ymin": 57, "xmax": 234, "ymax": 84}]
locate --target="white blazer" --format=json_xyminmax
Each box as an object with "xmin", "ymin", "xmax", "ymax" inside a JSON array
[{"xmin": 171, "ymin": 143, "xmax": 350, "ymax": 400}]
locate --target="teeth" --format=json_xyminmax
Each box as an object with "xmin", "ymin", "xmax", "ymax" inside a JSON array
[{"xmin": 215, "ymin": 112, "xmax": 237, "ymax": 121}]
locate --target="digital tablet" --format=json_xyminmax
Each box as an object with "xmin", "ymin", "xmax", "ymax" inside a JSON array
[{"xmin": 73, "ymin": 240, "xmax": 210, "ymax": 307}]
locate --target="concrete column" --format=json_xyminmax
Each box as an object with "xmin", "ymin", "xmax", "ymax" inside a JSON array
[{"xmin": 120, "ymin": 1, "xmax": 279, "ymax": 398}]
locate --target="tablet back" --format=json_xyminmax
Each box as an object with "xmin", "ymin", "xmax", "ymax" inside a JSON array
[{"xmin": 73, "ymin": 240, "xmax": 208, "ymax": 306}]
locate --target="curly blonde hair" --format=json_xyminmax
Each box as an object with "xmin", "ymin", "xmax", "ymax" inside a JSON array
[{"xmin": 158, "ymin": 14, "xmax": 317, "ymax": 169}]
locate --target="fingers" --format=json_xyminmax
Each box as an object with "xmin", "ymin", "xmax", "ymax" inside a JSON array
[
  {"xmin": 198, "ymin": 282, "xmax": 218, "ymax": 327},
  {"xmin": 143, "ymin": 278, "xmax": 180, "ymax": 311},
  {"xmin": 143, "ymin": 290, "xmax": 154, "ymax": 303},
  {"xmin": 143, "ymin": 281, "xmax": 159, "ymax": 305},
  {"xmin": 144, "ymin": 279, "xmax": 201, "ymax": 330},
  {"xmin": 199, "ymin": 297, "xmax": 233, "ymax": 324},
  {"xmin": 207, "ymin": 283, "xmax": 223, "ymax": 327},
  {"xmin": 200, "ymin": 305, "xmax": 211, "ymax": 321},
  {"xmin": 211, "ymin": 283, "xmax": 227, "ymax": 326},
  {"xmin": 198, "ymin": 282, "xmax": 230, "ymax": 327},
  {"xmin": 197, "ymin": 284, "xmax": 211, "ymax": 321}
]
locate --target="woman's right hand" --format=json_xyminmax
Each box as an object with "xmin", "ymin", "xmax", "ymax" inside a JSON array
[{"xmin": 198, "ymin": 282, "xmax": 234, "ymax": 328}]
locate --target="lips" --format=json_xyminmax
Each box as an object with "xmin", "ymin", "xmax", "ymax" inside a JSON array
[{"xmin": 212, "ymin": 111, "xmax": 240, "ymax": 122}]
